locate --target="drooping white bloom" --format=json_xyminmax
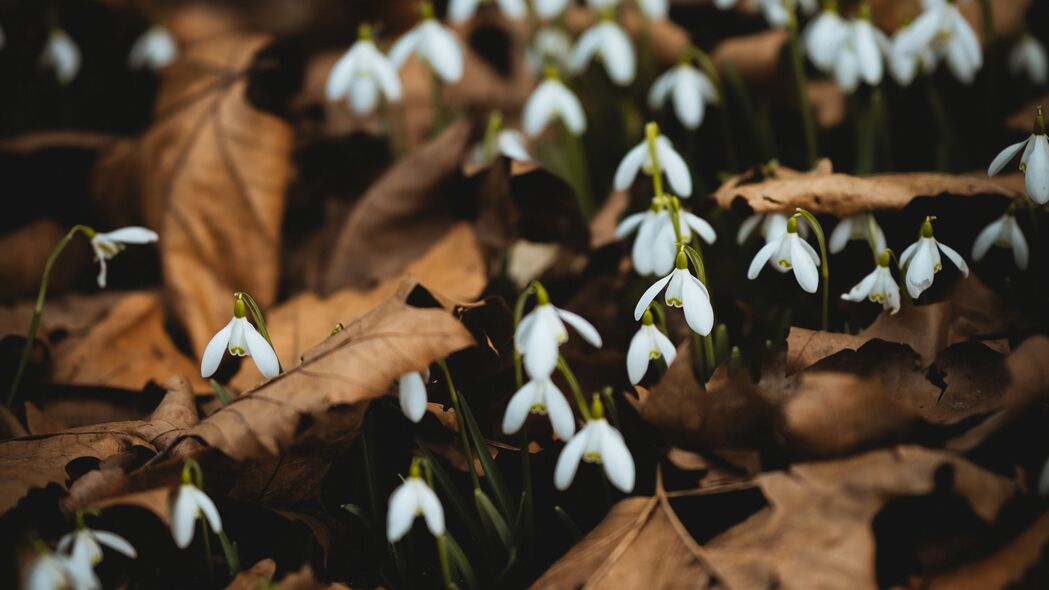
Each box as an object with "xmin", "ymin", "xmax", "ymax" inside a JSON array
[
  {"xmin": 899, "ymin": 217, "xmax": 969, "ymax": 299},
  {"xmin": 469, "ymin": 115, "xmax": 531, "ymax": 165},
  {"xmin": 171, "ymin": 483, "xmax": 222, "ymax": 549},
  {"xmin": 522, "ymin": 73, "xmax": 586, "ymax": 137},
  {"xmin": 832, "ymin": 16, "xmax": 884, "ymax": 93},
  {"xmin": 617, "ymin": 206, "xmax": 664, "ymax": 275},
  {"xmin": 387, "ymin": 473, "xmax": 445, "ymax": 542},
  {"xmin": 828, "ymin": 213, "xmax": 886, "ymax": 254},
  {"xmin": 971, "ymin": 210, "xmax": 1028, "ymax": 270},
  {"xmin": 58, "ymin": 528, "xmax": 136, "ymax": 567},
  {"xmin": 554, "ymin": 406, "xmax": 634, "ymax": 492},
  {"xmin": 881, "ymin": 22, "xmax": 937, "ymax": 86},
  {"xmin": 23, "ymin": 551, "xmax": 73, "ymax": 590},
  {"xmin": 633, "ymin": 251, "xmax": 714, "ymax": 335},
  {"xmin": 390, "ymin": 15, "xmax": 463, "ymax": 83},
  {"xmin": 736, "ymin": 212, "xmax": 803, "ymax": 244},
  {"xmin": 128, "ymin": 24, "xmax": 178, "ymax": 70},
  {"xmin": 448, "ymin": 0, "xmax": 527, "ymax": 23},
  {"xmin": 534, "ymin": 0, "xmax": 571, "ymax": 20},
  {"xmin": 804, "ymin": 6, "xmax": 849, "ymax": 72},
  {"xmin": 502, "ymin": 376, "xmax": 576, "ymax": 440},
  {"xmin": 40, "ymin": 29, "xmax": 81, "ymax": 85},
  {"xmin": 568, "ymin": 19, "xmax": 636, "ymax": 86},
  {"xmin": 626, "ymin": 310, "xmax": 676, "ymax": 384},
  {"xmin": 637, "ymin": 0, "xmax": 668, "ymax": 20},
  {"xmin": 617, "ymin": 203, "xmax": 716, "ymax": 276},
  {"xmin": 648, "ymin": 63, "xmax": 719, "ymax": 129},
  {"xmin": 747, "ymin": 216, "xmax": 821, "ymax": 293},
  {"xmin": 515, "ymin": 287, "xmax": 602, "ymax": 379},
  {"xmin": 1009, "ymin": 35, "xmax": 1048, "ymax": 86},
  {"xmin": 88, "ymin": 226, "xmax": 159, "ymax": 289},
  {"xmin": 987, "ymin": 108, "xmax": 1049, "ymax": 205},
  {"xmin": 894, "ymin": 0, "xmax": 981, "ymax": 84},
  {"xmin": 840, "ymin": 250, "xmax": 900, "ymax": 314},
  {"xmin": 200, "ymin": 296, "xmax": 280, "ymax": 379},
  {"xmin": 526, "ymin": 27, "xmax": 573, "ymax": 74},
  {"xmin": 326, "ymin": 26, "xmax": 403, "ymax": 116},
  {"xmin": 614, "ymin": 133, "xmax": 691, "ymax": 197},
  {"xmin": 715, "ymin": 0, "xmax": 816, "ymax": 28},
  {"xmin": 398, "ymin": 371, "xmax": 428, "ymax": 423}
]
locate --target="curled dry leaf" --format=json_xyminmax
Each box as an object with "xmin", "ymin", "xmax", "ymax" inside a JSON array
[
  {"xmin": 538, "ymin": 446, "xmax": 1017, "ymax": 589},
  {"xmin": 92, "ymin": 30, "xmax": 294, "ymax": 356},
  {"xmin": 322, "ymin": 120, "xmax": 473, "ymax": 293},
  {"xmin": 168, "ymin": 281, "xmax": 474, "ymax": 462},
  {"xmin": 714, "ymin": 159, "xmax": 1022, "ymax": 216},
  {"xmin": 0, "ymin": 375, "xmax": 197, "ymax": 514}
]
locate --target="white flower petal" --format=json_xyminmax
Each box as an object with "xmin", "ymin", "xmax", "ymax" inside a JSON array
[
  {"xmin": 172, "ymin": 486, "xmax": 198, "ymax": 549},
  {"xmin": 448, "ymin": 0, "xmax": 480, "ymax": 23},
  {"xmin": 200, "ymin": 319, "xmax": 235, "ymax": 378},
  {"xmin": 615, "ymin": 212, "xmax": 646, "ymax": 239},
  {"xmin": 648, "ymin": 69, "xmax": 676, "ymax": 109},
  {"xmin": 554, "ymin": 427, "xmax": 589, "ymax": 490},
  {"xmin": 243, "ymin": 322, "xmax": 280, "ymax": 378},
  {"xmin": 389, "ymin": 30, "xmax": 420, "ymax": 68},
  {"xmin": 737, "ymin": 213, "xmax": 763, "ymax": 244},
  {"xmin": 192, "ymin": 487, "xmax": 222, "ymax": 534},
  {"xmin": 544, "ymin": 382, "xmax": 576, "ymax": 440},
  {"xmin": 654, "ymin": 329, "xmax": 677, "ymax": 365},
  {"xmin": 936, "ymin": 241, "xmax": 969, "ymax": 277},
  {"xmin": 657, "ymin": 137, "xmax": 692, "ymax": 197},
  {"xmin": 1009, "ymin": 220, "xmax": 1029, "ymax": 270},
  {"xmin": 988, "ymin": 138, "xmax": 1029, "ymax": 176},
  {"xmin": 424, "ymin": 24, "xmax": 463, "ymax": 82},
  {"xmin": 1025, "ymin": 135, "xmax": 1049, "ymax": 204},
  {"xmin": 554, "ymin": 84, "xmax": 587, "ymax": 135},
  {"xmin": 828, "ymin": 217, "xmax": 852, "ymax": 253},
  {"xmin": 498, "ymin": 129, "xmax": 531, "ymax": 161},
  {"xmin": 790, "ymin": 236, "xmax": 820, "ymax": 293},
  {"xmin": 684, "ymin": 213, "xmax": 717, "ymax": 244},
  {"xmin": 614, "ymin": 143, "xmax": 648, "ymax": 192},
  {"xmin": 626, "ymin": 329, "xmax": 652, "ymax": 384},
  {"xmin": 415, "ymin": 483, "xmax": 446, "ymax": 536},
  {"xmin": 502, "ymin": 380, "xmax": 537, "ymax": 435},
  {"xmin": 672, "ymin": 71, "xmax": 703, "ymax": 129},
  {"xmin": 102, "ymin": 227, "xmax": 158, "ymax": 244},
  {"xmin": 556, "ymin": 309, "xmax": 603, "ymax": 348},
  {"xmin": 597, "ymin": 422, "xmax": 635, "ymax": 492},
  {"xmin": 633, "ymin": 273, "xmax": 673, "ymax": 320},
  {"xmin": 747, "ymin": 240, "xmax": 780, "ymax": 279},
  {"xmin": 681, "ymin": 275, "xmax": 713, "ymax": 335},
  {"xmin": 93, "ymin": 530, "xmax": 137, "ymax": 559},
  {"xmin": 399, "ymin": 371, "xmax": 428, "ymax": 423},
  {"xmin": 523, "ymin": 325, "xmax": 559, "ymax": 379},
  {"xmin": 601, "ymin": 24, "xmax": 636, "ymax": 85},
  {"xmin": 386, "ymin": 482, "xmax": 416, "ymax": 542},
  {"xmin": 840, "ymin": 268, "xmax": 878, "ymax": 302},
  {"xmin": 971, "ymin": 217, "xmax": 1004, "ymax": 261}
]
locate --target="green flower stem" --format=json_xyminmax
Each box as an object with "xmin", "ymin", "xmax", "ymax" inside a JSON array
[
  {"xmin": 559, "ymin": 121, "xmax": 594, "ymax": 217},
  {"xmin": 785, "ymin": 6, "xmax": 818, "ymax": 167},
  {"xmin": 419, "ymin": 457, "xmax": 456, "ymax": 590},
  {"xmin": 201, "ymin": 518, "xmax": 214, "ymax": 575},
  {"xmin": 209, "ymin": 379, "xmax": 232, "ymax": 405},
  {"xmin": 437, "ymin": 360, "xmax": 481, "ymax": 492},
  {"xmin": 7, "ymin": 224, "xmax": 94, "ymax": 408},
  {"xmin": 645, "ymin": 122, "xmax": 666, "ymax": 199},
  {"xmin": 556, "ymin": 356, "xmax": 590, "ymax": 421},
  {"xmin": 794, "ymin": 208, "xmax": 831, "ymax": 331}
]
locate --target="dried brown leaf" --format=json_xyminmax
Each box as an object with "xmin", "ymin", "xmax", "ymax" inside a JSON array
[
  {"xmin": 714, "ymin": 159, "xmax": 1021, "ymax": 216},
  {"xmin": 93, "ymin": 30, "xmax": 294, "ymax": 356}
]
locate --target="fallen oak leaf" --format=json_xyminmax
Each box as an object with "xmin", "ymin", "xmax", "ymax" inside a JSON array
[
  {"xmin": 168, "ymin": 281, "xmax": 475, "ymax": 462},
  {"xmin": 92, "ymin": 28, "xmax": 295, "ymax": 357},
  {"xmin": 0, "ymin": 375, "xmax": 198, "ymax": 514},
  {"xmin": 714, "ymin": 159, "xmax": 1022, "ymax": 216}
]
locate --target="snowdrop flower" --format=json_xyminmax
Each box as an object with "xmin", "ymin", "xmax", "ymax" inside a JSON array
[
  {"xmin": 881, "ymin": 22, "xmax": 936, "ymax": 86},
  {"xmin": 614, "ymin": 133, "xmax": 691, "ymax": 197},
  {"xmin": 57, "ymin": 526, "xmax": 136, "ymax": 569},
  {"xmin": 398, "ymin": 371, "xmax": 428, "ymax": 423},
  {"xmin": 523, "ymin": 68, "xmax": 586, "ymax": 137},
  {"xmin": 554, "ymin": 396, "xmax": 634, "ymax": 492},
  {"xmin": 900, "ymin": 217, "xmax": 968, "ymax": 299},
  {"xmin": 448, "ymin": 0, "xmax": 526, "ymax": 23},
  {"xmin": 390, "ymin": 3, "xmax": 463, "ymax": 83},
  {"xmin": 894, "ymin": 0, "xmax": 981, "ymax": 84},
  {"xmin": 804, "ymin": 3, "xmax": 849, "ymax": 73},
  {"xmin": 736, "ymin": 212, "xmax": 804, "ymax": 244},
  {"xmin": 841, "ymin": 250, "xmax": 900, "ymax": 314},
  {"xmin": 171, "ymin": 482, "xmax": 222, "ymax": 549},
  {"xmin": 971, "ymin": 208, "xmax": 1028, "ymax": 270},
  {"xmin": 387, "ymin": 463, "xmax": 444, "ymax": 542},
  {"xmin": 515, "ymin": 284, "xmax": 602, "ymax": 378},
  {"xmin": 832, "ymin": 11, "xmax": 884, "ymax": 93},
  {"xmin": 637, "ymin": 0, "xmax": 668, "ymax": 20},
  {"xmin": 526, "ymin": 27, "xmax": 573, "ymax": 74},
  {"xmin": 23, "ymin": 550, "xmax": 73, "ymax": 590},
  {"xmin": 616, "ymin": 203, "xmax": 664, "ymax": 275},
  {"xmin": 502, "ymin": 376, "xmax": 575, "ymax": 440},
  {"xmin": 650, "ymin": 208, "xmax": 717, "ymax": 276},
  {"xmin": 828, "ymin": 213, "xmax": 886, "ymax": 254},
  {"xmin": 534, "ymin": 0, "xmax": 570, "ymax": 20},
  {"xmin": 200, "ymin": 295, "xmax": 280, "ymax": 379},
  {"xmin": 469, "ymin": 113, "xmax": 530, "ymax": 165},
  {"xmin": 714, "ymin": 0, "xmax": 816, "ymax": 28},
  {"xmin": 648, "ymin": 62, "xmax": 719, "ymax": 129},
  {"xmin": 568, "ymin": 16, "xmax": 636, "ymax": 86},
  {"xmin": 626, "ymin": 310, "xmax": 676, "ymax": 384},
  {"xmin": 987, "ymin": 107, "xmax": 1049, "ymax": 204},
  {"xmin": 634, "ymin": 251, "xmax": 714, "ymax": 335},
  {"xmin": 86, "ymin": 226, "xmax": 158, "ymax": 289},
  {"xmin": 40, "ymin": 28, "xmax": 81, "ymax": 85},
  {"xmin": 128, "ymin": 23, "xmax": 178, "ymax": 70},
  {"xmin": 326, "ymin": 24, "xmax": 403, "ymax": 117},
  {"xmin": 1009, "ymin": 34, "xmax": 1048, "ymax": 86},
  {"xmin": 747, "ymin": 216, "xmax": 821, "ymax": 293}
]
